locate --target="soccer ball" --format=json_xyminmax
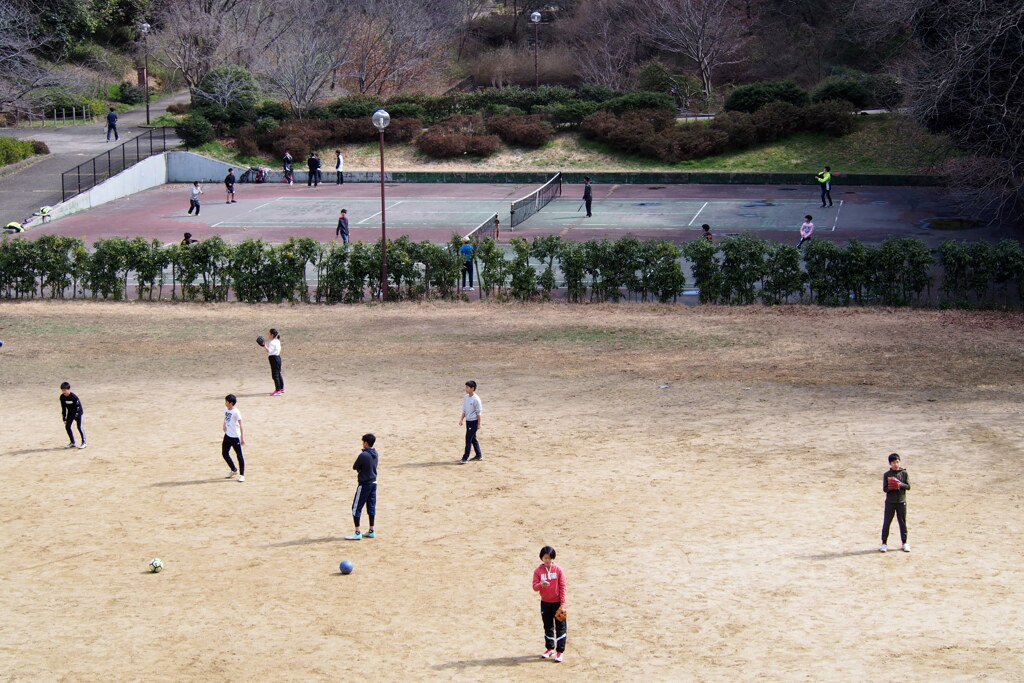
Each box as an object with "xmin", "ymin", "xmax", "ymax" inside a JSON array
[{"xmin": 149, "ymin": 558, "xmax": 164, "ymax": 573}]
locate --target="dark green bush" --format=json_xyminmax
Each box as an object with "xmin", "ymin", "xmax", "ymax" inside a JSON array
[
  {"xmin": 328, "ymin": 95, "xmax": 383, "ymax": 119},
  {"xmin": 0, "ymin": 137, "xmax": 37, "ymax": 165},
  {"xmin": 116, "ymin": 81, "xmax": 146, "ymax": 105},
  {"xmin": 256, "ymin": 101, "xmax": 292, "ymax": 121},
  {"xmin": 811, "ymin": 78, "xmax": 872, "ymax": 108},
  {"xmin": 724, "ymin": 80, "xmax": 810, "ymax": 113},
  {"xmin": 801, "ymin": 100, "xmax": 858, "ymax": 136},
  {"xmin": 385, "ymin": 102, "xmax": 427, "ymax": 121},
  {"xmin": 175, "ymin": 114, "xmax": 215, "ymax": 147}
]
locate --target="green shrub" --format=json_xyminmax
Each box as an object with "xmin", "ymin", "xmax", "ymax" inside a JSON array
[
  {"xmin": 117, "ymin": 81, "xmax": 146, "ymax": 105},
  {"xmin": 192, "ymin": 66, "xmax": 260, "ymax": 131},
  {"xmin": 636, "ymin": 61, "xmax": 678, "ymax": 94},
  {"xmin": 0, "ymin": 137, "xmax": 37, "ymax": 166},
  {"xmin": 328, "ymin": 95, "xmax": 383, "ymax": 119},
  {"xmin": 256, "ymin": 101, "xmax": 292, "ymax": 121},
  {"xmin": 724, "ymin": 80, "xmax": 810, "ymax": 113},
  {"xmin": 385, "ymin": 102, "xmax": 427, "ymax": 121},
  {"xmin": 811, "ymin": 78, "xmax": 872, "ymax": 109},
  {"xmin": 801, "ymin": 100, "xmax": 858, "ymax": 136},
  {"xmin": 176, "ymin": 114, "xmax": 216, "ymax": 147},
  {"xmin": 537, "ymin": 100, "xmax": 599, "ymax": 128},
  {"xmin": 599, "ymin": 92, "xmax": 676, "ymax": 115}
]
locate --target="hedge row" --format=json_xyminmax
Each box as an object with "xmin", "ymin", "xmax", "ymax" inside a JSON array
[
  {"xmin": 580, "ymin": 100, "xmax": 856, "ymax": 163},
  {"xmin": 724, "ymin": 76, "xmax": 903, "ymax": 113},
  {"xmin": 3, "ymin": 235, "xmax": 1022, "ymax": 308}
]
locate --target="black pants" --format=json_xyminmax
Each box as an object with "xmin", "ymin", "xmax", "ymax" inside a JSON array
[
  {"xmin": 188, "ymin": 199, "xmax": 200, "ymax": 215},
  {"xmin": 882, "ymin": 498, "xmax": 908, "ymax": 544},
  {"xmin": 797, "ymin": 236, "xmax": 811, "ymax": 248},
  {"xmin": 584, "ymin": 197, "xmax": 592, "ymax": 217},
  {"xmin": 461, "ymin": 261, "xmax": 474, "ymax": 287},
  {"xmin": 821, "ymin": 184, "xmax": 832, "ymax": 207},
  {"xmin": 351, "ymin": 481, "xmax": 377, "ymax": 526},
  {"xmin": 269, "ymin": 355, "xmax": 284, "ymax": 391},
  {"xmin": 107, "ymin": 124, "xmax": 118, "ymax": 141},
  {"xmin": 463, "ymin": 420, "xmax": 481, "ymax": 459},
  {"xmin": 336, "ymin": 171, "xmax": 344, "ymax": 185},
  {"xmin": 64, "ymin": 413, "xmax": 85, "ymax": 444},
  {"xmin": 222, "ymin": 435, "xmax": 244, "ymax": 475},
  {"xmin": 541, "ymin": 601, "xmax": 566, "ymax": 652}
]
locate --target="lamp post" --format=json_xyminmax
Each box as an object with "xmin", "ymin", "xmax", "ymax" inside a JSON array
[
  {"xmin": 140, "ymin": 22, "xmax": 151, "ymax": 125},
  {"xmin": 530, "ymin": 11, "xmax": 541, "ymax": 89},
  {"xmin": 372, "ymin": 109, "xmax": 391, "ymax": 301}
]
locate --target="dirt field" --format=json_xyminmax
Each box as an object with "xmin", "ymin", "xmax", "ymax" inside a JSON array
[{"xmin": 1, "ymin": 302, "xmax": 1022, "ymax": 681}]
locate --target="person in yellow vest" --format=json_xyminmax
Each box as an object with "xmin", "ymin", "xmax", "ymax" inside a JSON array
[
  {"xmin": 816, "ymin": 166, "xmax": 833, "ymax": 208},
  {"xmin": 4, "ymin": 221, "xmax": 25, "ymax": 234}
]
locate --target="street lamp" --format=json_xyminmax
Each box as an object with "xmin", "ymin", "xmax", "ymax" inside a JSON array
[
  {"xmin": 372, "ymin": 109, "xmax": 391, "ymax": 301},
  {"xmin": 530, "ymin": 11, "xmax": 541, "ymax": 89},
  {"xmin": 139, "ymin": 21, "xmax": 151, "ymax": 125}
]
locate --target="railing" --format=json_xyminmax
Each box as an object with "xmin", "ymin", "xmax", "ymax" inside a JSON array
[
  {"xmin": 61, "ymin": 127, "xmax": 173, "ymax": 202},
  {"xmin": 1, "ymin": 106, "xmax": 97, "ymax": 128}
]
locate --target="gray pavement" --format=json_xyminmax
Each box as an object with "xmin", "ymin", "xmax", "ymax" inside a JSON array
[{"xmin": 1, "ymin": 92, "xmax": 188, "ymax": 223}]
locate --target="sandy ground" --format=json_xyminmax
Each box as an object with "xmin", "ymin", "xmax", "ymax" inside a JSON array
[{"xmin": 1, "ymin": 302, "xmax": 1023, "ymax": 681}]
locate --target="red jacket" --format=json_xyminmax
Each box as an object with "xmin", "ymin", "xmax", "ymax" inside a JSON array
[{"xmin": 532, "ymin": 563, "xmax": 567, "ymax": 605}]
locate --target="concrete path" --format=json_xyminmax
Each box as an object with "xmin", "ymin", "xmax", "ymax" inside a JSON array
[{"xmin": 0, "ymin": 92, "xmax": 189, "ymax": 224}]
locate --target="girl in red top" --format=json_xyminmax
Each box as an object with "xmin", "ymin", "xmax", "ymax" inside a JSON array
[{"xmin": 532, "ymin": 545, "xmax": 567, "ymax": 662}]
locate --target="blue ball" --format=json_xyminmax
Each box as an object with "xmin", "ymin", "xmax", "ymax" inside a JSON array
[
  {"xmin": 0, "ymin": 340, "xmax": 4, "ymax": 347},
  {"xmin": 339, "ymin": 560, "xmax": 354, "ymax": 575}
]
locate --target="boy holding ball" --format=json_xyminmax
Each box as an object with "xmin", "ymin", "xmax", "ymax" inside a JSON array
[{"xmin": 880, "ymin": 453, "xmax": 910, "ymax": 552}]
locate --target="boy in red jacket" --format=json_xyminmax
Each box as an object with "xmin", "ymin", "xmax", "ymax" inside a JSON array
[{"xmin": 532, "ymin": 545, "xmax": 567, "ymax": 662}]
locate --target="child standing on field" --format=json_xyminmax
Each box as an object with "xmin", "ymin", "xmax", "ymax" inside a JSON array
[
  {"xmin": 345, "ymin": 433, "xmax": 378, "ymax": 540},
  {"xmin": 59, "ymin": 381, "xmax": 86, "ymax": 449},
  {"xmin": 533, "ymin": 545, "xmax": 567, "ymax": 663},
  {"xmin": 188, "ymin": 182, "xmax": 203, "ymax": 215},
  {"xmin": 222, "ymin": 394, "xmax": 246, "ymax": 482},
  {"xmin": 797, "ymin": 215, "xmax": 814, "ymax": 248},
  {"xmin": 880, "ymin": 453, "xmax": 910, "ymax": 552}
]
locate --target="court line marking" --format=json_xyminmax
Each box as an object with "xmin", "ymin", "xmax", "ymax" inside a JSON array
[
  {"xmin": 358, "ymin": 201, "xmax": 404, "ymax": 223},
  {"xmin": 832, "ymin": 200, "xmax": 844, "ymax": 232},
  {"xmin": 688, "ymin": 202, "xmax": 709, "ymax": 226}
]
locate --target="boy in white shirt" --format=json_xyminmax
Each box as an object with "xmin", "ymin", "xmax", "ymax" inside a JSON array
[
  {"xmin": 222, "ymin": 394, "xmax": 246, "ymax": 481},
  {"xmin": 458, "ymin": 380, "xmax": 483, "ymax": 463}
]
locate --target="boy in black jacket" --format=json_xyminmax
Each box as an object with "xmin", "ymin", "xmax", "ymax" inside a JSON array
[
  {"xmin": 346, "ymin": 434, "xmax": 378, "ymax": 540},
  {"xmin": 880, "ymin": 453, "xmax": 910, "ymax": 552},
  {"xmin": 59, "ymin": 381, "xmax": 86, "ymax": 449}
]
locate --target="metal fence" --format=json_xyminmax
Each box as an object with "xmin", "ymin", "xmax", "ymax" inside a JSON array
[{"xmin": 61, "ymin": 127, "xmax": 173, "ymax": 202}]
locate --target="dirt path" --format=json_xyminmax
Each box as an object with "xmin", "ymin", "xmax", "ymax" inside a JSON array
[{"xmin": 1, "ymin": 303, "xmax": 1022, "ymax": 680}]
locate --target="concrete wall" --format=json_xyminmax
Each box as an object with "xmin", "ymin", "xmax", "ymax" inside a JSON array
[
  {"xmin": 42, "ymin": 153, "xmax": 167, "ymax": 225},
  {"xmin": 165, "ymin": 152, "xmax": 236, "ymax": 183}
]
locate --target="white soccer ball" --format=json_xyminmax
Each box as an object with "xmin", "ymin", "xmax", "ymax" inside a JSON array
[{"xmin": 148, "ymin": 558, "xmax": 164, "ymax": 573}]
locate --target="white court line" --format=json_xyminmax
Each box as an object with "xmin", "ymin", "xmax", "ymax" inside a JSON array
[
  {"xmin": 832, "ymin": 199, "xmax": 844, "ymax": 231},
  {"xmin": 688, "ymin": 202, "xmax": 709, "ymax": 226},
  {"xmin": 211, "ymin": 198, "xmax": 279, "ymax": 228},
  {"xmin": 358, "ymin": 200, "xmax": 403, "ymax": 223}
]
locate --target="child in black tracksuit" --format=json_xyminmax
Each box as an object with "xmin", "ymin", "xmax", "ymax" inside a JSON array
[
  {"xmin": 59, "ymin": 381, "xmax": 86, "ymax": 449},
  {"xmin": 880, "ymin": 453, "xmax": 910, "ymax": 552}
]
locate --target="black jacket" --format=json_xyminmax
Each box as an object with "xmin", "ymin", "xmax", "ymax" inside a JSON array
[
  {"xmin": 353, "ymin": 448, "xmax": 379, "ymax": 484},
  {"xmin": 883, "ymin": 468, "xmax": 910, "ymax": 504}
]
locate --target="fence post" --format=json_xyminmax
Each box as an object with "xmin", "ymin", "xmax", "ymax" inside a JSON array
[{"xmin": 73, "ymin": 107, "xmax": 77, "ymax": 125}]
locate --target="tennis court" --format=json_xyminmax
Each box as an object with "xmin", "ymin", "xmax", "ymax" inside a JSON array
[{"xmin": 25, "ymin": 174, "xmax": 965, "ymax": 247}]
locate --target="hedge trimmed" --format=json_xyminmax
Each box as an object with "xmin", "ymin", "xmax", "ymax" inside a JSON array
[
  {"xmin": 4, "ymin": 234, "xmax": 1021, "ymax": 309},
  {"xmin": 0, "ymin": 137, "xmax": 41, "ymax": 166}
]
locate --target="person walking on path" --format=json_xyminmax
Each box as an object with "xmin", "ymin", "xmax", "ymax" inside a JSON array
[
  {"xmin": 460, "ymin": 238, "xmax": 475, "ymax": 290},
  {"xmin": 336, "ymin": 209, "xmax": 350, "ymax": 245},
  {"xmin": 187, "ymin": 182, "xmax": 203, "ymax": 216},
  {"xmin": 345, "ymin": 433, "xmax": 379, "ymax": 540},
  {"xmin": 283, "ymin": 151, "xmax": 294, "ymax": 185},
  {"xmin": 582, "ymin": 176, "xmax": 593, "ymax": 217},
  {"xmin": 335, "ymin": 150, "xmax": 344, "ymax": 185},
  {"xmin": 105, "ymin": 108, "xmax": 119, "ymax": 142},
  {"xmin": 532, "ymin": 545, "xmax": 568, "ymax": 663},
  {"xmin": 880, "ymin": 453, "xmax": 911, "ymax": 552},
  {"xmin": 259, "ymin": 328, "xmax": 285, "ymax": 396},
  {"xmin": 59, "ymin": 381, "xmax": 86, "ymax": 449},
  {"xmin": 458, "ymin": 380, "xmax": 483, "ymax": 463},
  {"xmin": 797, "ymin": 215, "xmax": 814, "ymax": 249},
  {"xmin": 817, "ymin": 166, "xmax": 833, "ymax": 207},
  {"xmin": 224, "ymin": 168, "xmax": 236, "ymax": 203},
  {"xmin": 701, "ymin": 223, "xmax": 713, "ymax": 243},
  {"xmin": 222, "ymin": 394, "xmax": 246, "ymax": 481}
]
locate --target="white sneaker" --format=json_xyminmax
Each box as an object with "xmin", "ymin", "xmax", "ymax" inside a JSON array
[
  {"xmin": 237, "ymin": 475, "xmax": 245, "ymax": 482},
  {"xmin": 554, "ymin": 652, "xmax": 563, "ymax": 663},
  {"xmin": 226, "ymin": 471, "xmax": 237, "ymax": 478},
  {"xmin": 78, "ymin": 443, "xmax": 87, "ymax": 449},
  {"xmin": 541, "ymin": 650, "xmax": 553, "ymax": 659},
  {"xmin": 902, "ymin": 543, "xmax": 910, "ymax": 552},
  {"xmin": 64, "ymin": 443, "xmax": 76, "ymax": 449},
  {"xmin": 879, "ymin": 544, "xmax": 888, "ymax": 553}
]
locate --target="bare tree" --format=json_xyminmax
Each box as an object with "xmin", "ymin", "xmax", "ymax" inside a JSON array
[
  {"xmin": 346, "ymin": 0, "xmax": 453, "ymax": 95},
  {"xmin": 644, "ymin": 0, "xmax": 748, "ymax": 98},
  {"xmin": 257, "ymin": 5, "xmax": 353, "ymax": 117},
  {"xmin": 150, "ymin": 0, "xmax": 239, "ymax": 91},
  {"xmin": 456, "ymin": 0, "xmax": 491, "ymax": 60},
  {"xmin": 0, "ymin": 2, "xmax": 63, "ymax": 111},
  {"xmin": 570, "ymin": 0, "xmax": 643, "ymax": 90}
]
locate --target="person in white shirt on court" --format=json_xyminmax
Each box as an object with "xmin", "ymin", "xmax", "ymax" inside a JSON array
[
  {"xmin": 222, "ymin": 394, "xmax": 246, "ymax": 481},
  {"xmin": 458, "ymin": 380, "xmax": 483, "ymax": 463},
  {"xmin": 259, "ymin": 328, "xmax": 285, "ymax": 396}
]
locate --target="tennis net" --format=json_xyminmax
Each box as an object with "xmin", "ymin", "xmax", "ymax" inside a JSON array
[
  {"xmin": 509, "ymin": 172, "xmax": 562, "ymax": 228},
  {"xmin": 465, "ymin": 213, "xmax": 500, "ymax": 242}
]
